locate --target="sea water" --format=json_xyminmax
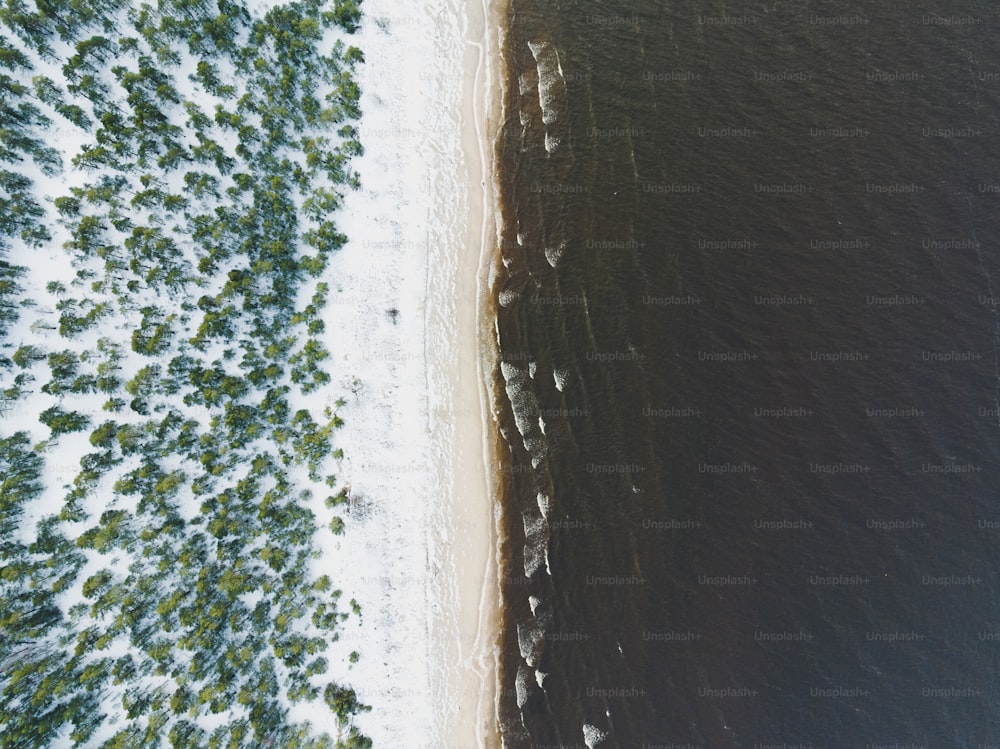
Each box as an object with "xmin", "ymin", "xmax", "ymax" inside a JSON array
[{"xmin": 490, "ymin": 1, "xmax": 1000, "ymax": 746}]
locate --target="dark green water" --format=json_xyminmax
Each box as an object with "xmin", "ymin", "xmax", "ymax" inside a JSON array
[{"xmin": 490, "ymin": 1, "xmax": 1000, "ymax": 747}]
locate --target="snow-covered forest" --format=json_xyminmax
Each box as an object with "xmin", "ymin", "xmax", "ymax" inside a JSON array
[{"xmin": 0, "ymin": 0, "xmax": 371, "ymax": 746}]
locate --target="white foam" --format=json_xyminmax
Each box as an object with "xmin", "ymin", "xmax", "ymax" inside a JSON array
[
  {"xmin": 536, "ymin": 492, "xmax": 551, "ymax": 520},
  {"xmin": 499, "ymin": 288, "xmax": 519, "ymax": 307},
  {"xmin": 500, "ymin": 362, "xmax": 539, "ymax": 438},
  {"xmin": 535, "ymin": 670, "xmax": 547, "ymax": 688},
  {"xmin": 544, "ymin": 241, "xmax": 566, "ymax": 268},
  {"xmin": 515, "ymin": 663, "xmax": 532, "ymax": 708},
  {"xmin": 522, "ymin": 512, "xmax": 549, "ymax": 578},
  {"xmin": 583, "ymin": 723, "xmax": 609, "ymax": 748},
  {"xmin": 516, "ymin": 620, "xmax": 544, "ymax": 667},
  {"xmin": 526, "ymin": 39, "xmax": 566, "ymax": 126},
  {"xmin": 525, "ymin": 436, "xmax": 549, "ymax": 468},
  {"xmin": 501, "ymin": 362, "xmax": 551, "ymax": 469},
  {"xmin": 554, "ymin": 368, "xmax": 570, "ymax": 391}
]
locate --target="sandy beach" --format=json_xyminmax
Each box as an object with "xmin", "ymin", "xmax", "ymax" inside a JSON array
[
  {"xmin": 427, "ymin": 0, "xmax": 504, "ymax": 745},
  {"xmin": 319, "ymin": 0, "xmax": 503, "ymax": 746}
]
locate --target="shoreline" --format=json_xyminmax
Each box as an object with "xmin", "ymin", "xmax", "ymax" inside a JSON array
[{"xmin": 434, "ymin": 0, "xmax": 505, "ymax": 745}]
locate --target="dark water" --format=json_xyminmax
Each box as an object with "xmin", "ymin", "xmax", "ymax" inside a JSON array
[{"xmin": 489, "ymin": 2, "xmax": 1000, "ymax": 747}]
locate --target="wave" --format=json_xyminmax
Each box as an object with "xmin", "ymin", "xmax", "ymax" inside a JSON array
[
  {"xmin": 526, "ymin": 37, "xmax": 568, "ymax": 153},
  {"xmin": 522, "ymin": 511, "xmax": 551, "ymax": 577},
  {"xmin": 515, "ymin": 662, "xmax": 533, "ymax": 708},
  {"xmin": 499, "ymin": 360, "xmax": 549, "ymax": 468},
  {"xmin": 516, "ymin": 620, "xmax": 544, "ymax": 667},
  {"xmin": 536, "ymin": 492, "xmax": 551, "ymax": 519},
  {"xmin": 544, "ymin": 240, "xmax": 567, "ymax": 268},
  {"xmin": 583, "ymin": 723, "xmax": 609, "ymax": 748}
]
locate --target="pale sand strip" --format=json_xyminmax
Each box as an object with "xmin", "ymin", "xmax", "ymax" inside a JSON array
[
  {"xmin": 429, "ymin": 0, "xmax": 505, "ymax": 746},
  {"xmin": 321, "ymin": 0, "xmax": 504, "ymax": 743}
]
